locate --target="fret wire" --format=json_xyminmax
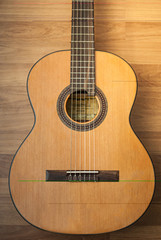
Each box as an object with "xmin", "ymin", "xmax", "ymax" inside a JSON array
[
  {"xmin": 72, "ymin": 0, "xmax": 94, "ymax": 1},
  {"xmin": 71, "ymin": 60, "xmax": 94, "ymax": 62},
  {"xmin": 71, "ymin": 41, "xmax": 94, "ymax": 42},
  {"xmin": 71, "ymin": 65, "xmax": 94, "ymax": 67},
  {"xmin": 71, "ymin": 77, "xmax": 95, "ymax": 78},
  {"xmin": 71, "ymin": 79, "xmax": 95, "ymax": 80},
  {"xmin": 71, "ymin": 66, "xmax": 95, "ymax": 68},
  {"xmin": 72, "ymin": 18, "xmax": 94, "ymax": 19},
  {"xmin": 72, "ymin": 26, "xmax": 93, "ymax": 27},
  {"xmin": 71, "ymin": 52, "xmax": 94, "ymax": 54},
  {"xmin": 71, "ymin": 54, "xmax": 94, "ymax": 56},
  {"xmin": 71, "ymin": 63, "xmax": 95, "ymax": 65},
  {"xmin": 70, "ymin": 86, "xmax": 95, "ymax": 90},
  {"xmin": 72, "ymin": 47, "xmax": 94, "ymax": 49},
  {"xmin": 72, "ymin": 33, "xmax": 94, "ymax": 35},
  {"xmin": 71, "ymin": 83, "xmax": 95, "ymax": 85},
  {"xmin": 71, "ymin": 77, "xmax": 95, "ymax": 79},
  {"xmin": 71, "ymin": 76, "xmax": 95, "ymax": 78},
  {"xmin": 71, "ymin": 84, "xmax": 95, "ymax": 85},
  {"xmin": 71, "ymin": 71, "xmax": 95, "ymax": 73},
  {"xmin": 73, "ymin": 0, "xmax": 94, "ymax": 2},
  {"xmin": 73, "ymin": 9, "xmax": 94, "ymax": 11}
]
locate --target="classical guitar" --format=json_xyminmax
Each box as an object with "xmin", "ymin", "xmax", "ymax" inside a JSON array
[{"xmin": 9, "ymin": 0, "xmax": 155, "ymax": 234}]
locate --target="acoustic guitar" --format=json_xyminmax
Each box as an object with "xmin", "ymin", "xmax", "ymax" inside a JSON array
[{"xmin": 9, "ymin": 0, "xmax": 155, "ymax": 234}]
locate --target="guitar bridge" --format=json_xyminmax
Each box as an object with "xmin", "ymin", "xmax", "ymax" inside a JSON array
[{"xmin": 46, "ymin": 170, "xmax": 119, "ymax": 182}]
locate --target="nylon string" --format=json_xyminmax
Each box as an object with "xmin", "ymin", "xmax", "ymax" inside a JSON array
[
  {"xmin": 74, "ymin": 0, "xmax": 78, "ymax": 180},
  {"xmin": 83, "ymin": 0, "xmax": 86, "ymax": 181},
  {"xmin": 79, "ymin": 0, "xmax": 83, "ymax": 181},
  {"xmin": 70, "ymin": 0, "xmax": 75, "ymax": 179}
]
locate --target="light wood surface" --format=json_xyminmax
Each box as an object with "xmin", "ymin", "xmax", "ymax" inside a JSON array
[
  {"xmin": 9, "ymin": 51, "xmax": 155, "ymax": 234},
  {"xmin": 0, "ymin": 0, "xmax": 161, "ymax": 239}
]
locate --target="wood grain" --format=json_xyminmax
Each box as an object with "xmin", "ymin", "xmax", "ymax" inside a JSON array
[{"xmin": 0, "ymin": 0, "xmax": 161, "ymax": 239}]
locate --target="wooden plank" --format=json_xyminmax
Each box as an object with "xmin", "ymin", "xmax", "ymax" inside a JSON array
[
  {"xmin": 0, "ymin": 225, "xmax": 110, "ymax": 240},
  {"xmin": 110, "ymin": 226, "xmax": 161, "ymax": 239}
]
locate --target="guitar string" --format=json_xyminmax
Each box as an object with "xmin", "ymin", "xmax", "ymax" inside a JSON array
[
  {"xmin": 74, "ymin": 0, "xmax": 78, "ymax": 180},
  {"xmin": 79, "ymin": 0, "xmax": 82, "ymax": 181},
  {"xmin": 70, "ymin": 0, "xmax": 75, "ymax": 179},
  {"xmin": 88, "ymin": 0, "xmax": 91, "ymax": 181},
  {"xmin": 83, "ymin": 0, "xmax": 86, "ymax": 181},
  {"xmin": 92, "ymin": 0, "xmax": 96, "ymax": 181},
  {"xmin": 90, "ymin": 0, "xmax": 95, "ymax": 181}
]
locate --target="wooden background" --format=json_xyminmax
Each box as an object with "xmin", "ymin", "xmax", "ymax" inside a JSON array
[{"xmin": 1, "ymin": 0, "xmax": 161, "ymax": 239}]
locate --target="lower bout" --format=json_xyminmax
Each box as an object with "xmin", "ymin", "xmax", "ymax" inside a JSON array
[
  {"xmin": 9, "ymin": 180, "xmax": 154, "ymax": 234},
  {"xmin": 37, "ymin": 202, "xmax": 152, "ymax": 234}
]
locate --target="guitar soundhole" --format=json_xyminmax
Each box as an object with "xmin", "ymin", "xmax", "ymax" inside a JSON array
[
  {"xmin": 66, "ymin": 90, "xmax": 99, "ymax": 123},
  {"xmin": 57, "ymin": 86, "xmax": 107, "ymax": 132}
]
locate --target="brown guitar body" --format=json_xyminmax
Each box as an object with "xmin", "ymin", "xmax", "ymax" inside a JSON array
[{"xmin": 9, "ymin": 51, "xmax": 155, "ymax": 234}]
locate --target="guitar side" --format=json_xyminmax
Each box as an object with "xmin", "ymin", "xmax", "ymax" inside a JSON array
[{"xmin": 9, "ymin": 50, "xmax": 155, "ymax": 234}]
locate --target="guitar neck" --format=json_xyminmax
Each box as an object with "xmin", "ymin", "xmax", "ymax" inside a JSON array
[{"xmin": 70, "ymin": 0, "xmax": 96, "ymax": 96}]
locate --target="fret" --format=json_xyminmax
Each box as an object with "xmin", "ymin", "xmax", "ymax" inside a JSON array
[
  {"xmin": 71, "ymin": 77, "xmax": 95, "ymax": 80},
  {"xmin": 70, "ymin": 87, "xmax": 95, "ymax": 90},
  {"xmin": 74, "ymin": 0, "xmax": 93, "ymax": 1},
  {"xmin": 71, "ymin": 71, "xmax": 94, "ymax": 73},
  {"xmin": 72, "ymin": 47, "xmax": 94, "ymax": 49},
  {"xmin": 71, "ymin": 83, "xmax": 94, "ymax": 85},
  {"xmin": 71, "ymin": 52, "xmax": 95, "ymax": 55},
  {"xmin": 71, "ymin": 60, "xmax": 95, "ymax": 63},
  {"xmin": 71, "ymin": 76, "xmax": 95, "ymax": 79},
  {"xmin": 71, "ymin": 61, "xmax": 95, "ymax": 63},
  {"xmin": 72, "ymin": 18, "xmax": 94, "ymax": 20},
  {"xmin": 71, "ymin": 84, "xmax": 95, "ymax": 86},
  {"xmin": 71, "ymin": 78, "xmax": 95, "ymax": 80},
  {"xmin": 71, "ymin": 62, "xmax": 95, "ymax": 64},
  {"xmin": 71, "ymin": 66, "xmax": 95, "ymax": 69},
  {"xmin": 72, "ymin": 26, "xmax": 93, "ymax": 28},
  {"xmin": 73, "ymin": 9, "xmax": 94, "ymax": 11},
  {"xmin": 71, "ymin": 54, "xmax": 94, "ymax": 56},
  {"xmin": 71, "ymin": 64, "xmax": 95, "ymax": 67},
  {"xmin": 71, "ymin": 41, "xmax": 94, "ymax": 43},
  {"xmin": 71, "ymin": 58, "xmax": 95, "ymax": 61},
  {"xmin": 72, "ymin": 33, "xmax": 94, "ymax": 35},
  {"xmin": 73, "ymin": 0, "xmax": 94, "ymax": 3}
]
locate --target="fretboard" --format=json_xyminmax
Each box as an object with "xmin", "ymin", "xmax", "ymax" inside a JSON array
[{"xmin": 70, "ymin": 0, "xmax": 95, "ymax": 96}]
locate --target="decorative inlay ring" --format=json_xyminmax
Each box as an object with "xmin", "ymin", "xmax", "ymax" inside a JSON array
[{"xmin": 57, "ymin": 86, "xmax": 108, "ymax": 132}]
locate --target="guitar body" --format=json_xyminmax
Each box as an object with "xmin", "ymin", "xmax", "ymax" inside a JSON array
[{"xmin": 9, "ymin": 50, "xmax": 155, "ymax": 234}]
